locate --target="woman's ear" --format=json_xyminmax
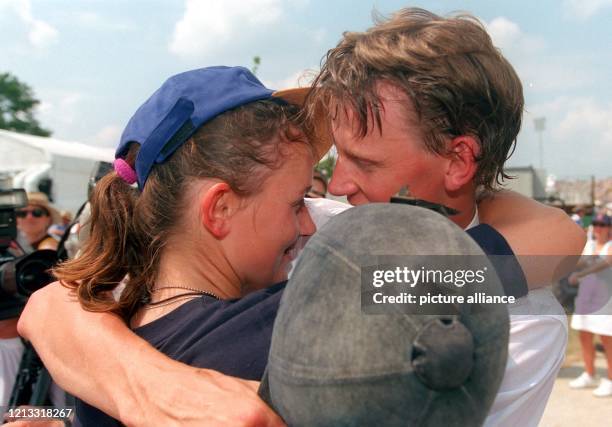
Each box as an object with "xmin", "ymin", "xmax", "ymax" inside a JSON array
[
  {"xmin": 199, "ymin": 183, "xmax": 239, "ymax": 239},
  {"xmin": 444, "ymin": 136, "xmax": 480, "ymax": 192}
]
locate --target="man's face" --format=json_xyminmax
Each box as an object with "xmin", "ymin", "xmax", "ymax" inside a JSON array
[{"xmin": 328, "ymin": 85, "xmax": 447, "ymax": 206}]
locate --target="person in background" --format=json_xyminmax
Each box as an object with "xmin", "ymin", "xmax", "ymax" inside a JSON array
[
  {"xmin": 48, "ymin": 210, "xmax": 74, "ymax": 240},
  {"xmin": 16, "ymin": 192, "xmax": 59, "ymax": 251},
  {"xmin": 571, "ymin": 206, "xmax": 586, "ymax": 229},
  {"xmin": 569, "ymin": 213, "xmax": 612, "ymax": 397},
  {"xmin": 2, "ymin": 193, "xmax": 59, "ymax": 409},
  {"xmin": 307, "ymin": 170, "xmax": 328, "ymax": 198}
]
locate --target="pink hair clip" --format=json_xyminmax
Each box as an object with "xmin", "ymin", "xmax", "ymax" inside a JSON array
[{"xmin": 113, "ymin": 158, "xmax": 137, "ymax": 185}]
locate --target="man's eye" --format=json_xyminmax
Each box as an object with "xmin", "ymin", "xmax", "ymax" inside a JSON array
[
  {"xmin": 355, "ymin": 158, "xmax": 376, "ymax": 172},
  {"xmin": 346, "ymin": 155, "xmax": 377, "ymax": 171}
]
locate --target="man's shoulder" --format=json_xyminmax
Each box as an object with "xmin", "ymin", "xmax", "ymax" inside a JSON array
[{"xmin": 467, "ymin": 223, "xmax": 514, "ymax": 255}]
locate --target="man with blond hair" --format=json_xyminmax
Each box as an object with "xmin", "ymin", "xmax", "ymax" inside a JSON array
[
  {"xmin": 17, "ymin": 8, "xmax": 583, "ymax": 427},
  {"xmin": 301, "ymin": 9, "xmax": 574, "ymax": 426}
]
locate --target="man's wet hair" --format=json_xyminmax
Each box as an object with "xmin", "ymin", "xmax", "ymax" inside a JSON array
[{"xmin": 307, "ymin": 7, "xmax": 524, "ymax": 191}]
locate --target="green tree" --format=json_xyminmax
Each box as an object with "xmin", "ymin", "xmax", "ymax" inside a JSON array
[
  {"xmin": 251, "ymin": 56, "xmax": 261, "ymax": 76},
  {"xmin": 0, "ymin": 72, "xmax": 51, "ymax": 136},
  {"xmin": 315, "ymin": 153, "xmax": 336, "ymax": 179}
]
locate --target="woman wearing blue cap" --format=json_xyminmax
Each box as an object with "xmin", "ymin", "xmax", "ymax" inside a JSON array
[{"xmin": 49, "ymin": 66, "xmax": 326, "ymax": 426}]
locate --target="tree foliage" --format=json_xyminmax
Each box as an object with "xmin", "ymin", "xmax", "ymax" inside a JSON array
[
  {"xmin": 251, "ymin": 56, "xmax": 261, "ymax": 76},
  {"xmin": 0, "ymin": 72, "xmax": 51, "ymax": 136},
  {"xmin": 315, "ymin": 153, "xmax": 336, "ymax": 180}
]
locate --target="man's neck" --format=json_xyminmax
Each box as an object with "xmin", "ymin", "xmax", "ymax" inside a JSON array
[
  {"xmin": 25, "ymin": 230, "xmax": 48, "ymax": 246},
  {"xmin": 464, "ymin": 206, "xmax": 479, "ymax": 230},
  {"xmin": 447, "ymin": 197, "xmax": 477, "ymax": 229}
]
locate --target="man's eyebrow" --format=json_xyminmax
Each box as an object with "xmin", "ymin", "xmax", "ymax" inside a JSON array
[{"xmin": 343, "ymin": 148, "xmax": 379, "ymax": 164}]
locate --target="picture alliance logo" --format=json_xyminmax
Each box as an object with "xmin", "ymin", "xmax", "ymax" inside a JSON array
[{"xmin": 371, "ymin": 266, "xmax": 489, "ymax": 288}]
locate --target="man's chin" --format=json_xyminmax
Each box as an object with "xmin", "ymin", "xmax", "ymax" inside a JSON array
[{"xmin": 347, "ymin": 195, "xmax": 371, "ymax": 206}]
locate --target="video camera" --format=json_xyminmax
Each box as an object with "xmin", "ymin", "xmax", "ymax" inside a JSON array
[{"xmin": 0, "ymin": 188, "xmax": 58, "ymax": 320}]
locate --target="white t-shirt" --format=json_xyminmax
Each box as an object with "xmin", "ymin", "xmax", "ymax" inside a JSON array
[
  {"xmin": 484, "ymin": 290, "xmax": 567, "ymax": 427},
  {"xmin": 304, "ymin": 199, "xmax": 567, "ymax": 427}
]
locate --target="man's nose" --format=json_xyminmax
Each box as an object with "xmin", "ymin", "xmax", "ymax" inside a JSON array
[{"xmin": 328, "ymin": 157, "xmax": 358, "ymax": 197}]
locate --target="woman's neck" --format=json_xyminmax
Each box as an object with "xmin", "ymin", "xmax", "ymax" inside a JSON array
[
  {"xmin": 131, "ymin": 238, "xmax": 242, "ymax": 328},
  {"xmin": 154, "ymin": 238, "xmax": 242, "ymax": 300}
]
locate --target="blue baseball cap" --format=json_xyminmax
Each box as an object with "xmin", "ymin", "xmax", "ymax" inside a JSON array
[
  {"xmin": 115, "ymin": 66, "xmax": 331, "ymax": 189},
  {"xmin": 592, "ymin": 213, "xmax": 612, "ymax": 227}
]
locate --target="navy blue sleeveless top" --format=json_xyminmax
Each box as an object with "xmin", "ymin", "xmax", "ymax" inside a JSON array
[{"xmin": 74, "ymin": 223, "xmax": 526, "ymax": 426}]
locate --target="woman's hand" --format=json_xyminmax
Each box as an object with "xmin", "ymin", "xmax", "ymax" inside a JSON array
[{"xmin": 568, "ymin": 272, "xmax": 581, "ymax": 286}]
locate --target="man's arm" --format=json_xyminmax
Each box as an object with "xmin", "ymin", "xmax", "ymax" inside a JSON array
[
  {"xmin": 478, "ymin": 190, "xmax": 586, "ymax": 286},
  {"xmin": 18, "ymin": 282, "xmax": 284, "ymax": 427}
]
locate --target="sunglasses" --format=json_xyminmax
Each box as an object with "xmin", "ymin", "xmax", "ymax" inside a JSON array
[{"xmin": 16, "ymin": 208, "xmax": 49, "ymax": 219}]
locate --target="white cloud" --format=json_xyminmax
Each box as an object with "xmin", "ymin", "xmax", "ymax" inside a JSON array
[
  {"xmin": 311, "ymin": 28, "xmax": 326, "ymax": 43},
  {"xmin": 73, "ymin": 11, "xmax": 131, "ymax": 32},
  {"xmin": 516, "ymin": 97, "xmax": 612, "ymax": 177},
  {"xmin": 486, "ymin": 17, "xmax": 521, "ymax": 46},
  {"xmin": 484, "ymin": 17, "xmax": 600, "ymax": 94},
  {"xmin": 28, "ymin": 19, "xmax": 58, "ymax": 48},
  {"xmin": 169, "ymin": 0, "xmax": 286, "ymax": 59},
  {"xmin": 0, "ymin": 0, "xmax": 58, "ymax": 48},
  {"xmin": 555, "ymin": 98, "xmax": 612, "ymax": 149},
  {"xmin": 37, "ymin": 90, "xmax": 83, "ymax": 128},
  {"xmin": 485, "ymin": 17, "xmax": 545, "ymax": 55},
  {"xmin": 262, "ymin": 68, "xmax": 317, "ymax": 90},
  {"xmin": 563, "ymin": 0, "xmax": 612, "ymax": 20},
  {"xmin": 91, "ymin": 125, "xmax": 123, "ymax": 147}
]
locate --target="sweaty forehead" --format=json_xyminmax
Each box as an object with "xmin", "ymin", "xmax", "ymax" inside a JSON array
[
  {"xmin": 331, "ymin": 97, "xmax": 424, "ymax": 157},
  {"xmin": 330, "ymin": 83, "xmax": 420, "ymax": 139}
]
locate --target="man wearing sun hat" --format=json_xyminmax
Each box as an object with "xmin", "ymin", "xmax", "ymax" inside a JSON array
[{"xmin": 2, "ymin": 192, "xmax": 59, "ymax": 410}]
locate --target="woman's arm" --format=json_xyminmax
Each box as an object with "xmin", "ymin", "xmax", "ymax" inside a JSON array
[
  {"xmin": 568, "ymin": 244, "xmax": 612, "ymax": 284},
  {"xmin": 18, "ymin": 282, "xmax": 284, "ymax": 427},
  {"xmin": 478, "ymin": 190, "xmax": 586, "ymax": 287}
]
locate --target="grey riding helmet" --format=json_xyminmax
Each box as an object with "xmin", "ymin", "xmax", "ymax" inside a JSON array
[{"xmin": 260, "ymin": 204, "xmax": 510, "ymax": 427}]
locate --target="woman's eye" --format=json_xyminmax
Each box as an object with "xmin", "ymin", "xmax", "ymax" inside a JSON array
[{"xmin": 293, "ymin": 199, "xmax": 305, "ymax": 212}]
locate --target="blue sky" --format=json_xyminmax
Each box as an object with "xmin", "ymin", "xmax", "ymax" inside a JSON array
[{"xmin": 2, "ymin": 0, "xmax": 611, "ymax": 178}]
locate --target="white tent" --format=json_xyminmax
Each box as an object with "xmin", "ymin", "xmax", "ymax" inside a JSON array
[{"xmin": 0, "ymin": 129, "xmax": 115, "ymax": 213}]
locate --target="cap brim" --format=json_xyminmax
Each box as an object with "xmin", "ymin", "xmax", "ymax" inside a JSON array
[{"xmin": 272, "ymin": 88, "xmax": 332, "ymax": 162}]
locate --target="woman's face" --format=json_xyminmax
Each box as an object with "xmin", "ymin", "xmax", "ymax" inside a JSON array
[
  {"xmin": 228, "ymin": 143, "xmax": 316, "ymax": 291},
  {"xmin": 16, "ymin": 203, "xmax": 52, "ymax": 242}
]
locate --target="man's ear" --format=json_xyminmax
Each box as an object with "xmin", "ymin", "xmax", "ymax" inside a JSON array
[
  {"xmin": 199, "ymin": 182, "xmax": 238, "ymax": 239},
  {"xmin": 444, "ymin": 136, "xmax": 480, "ymax": 192}
]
